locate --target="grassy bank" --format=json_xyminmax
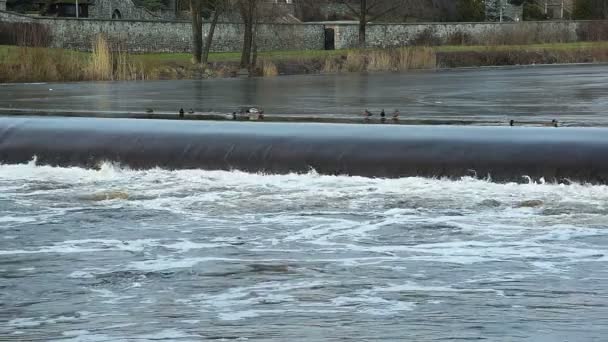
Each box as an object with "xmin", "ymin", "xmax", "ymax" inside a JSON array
[{"xmin": 2, "ymin": 41, "xmax": 608, "ymax": 83}]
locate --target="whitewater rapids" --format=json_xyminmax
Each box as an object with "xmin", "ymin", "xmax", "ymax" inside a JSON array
[{"xmin": 1, "ymin": 161, "xmax": 607, "ymax": 341}]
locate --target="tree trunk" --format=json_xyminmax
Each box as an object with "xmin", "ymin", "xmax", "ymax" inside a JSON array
[
  {"xmin": 359, "ymin": 0, "xmax": 367, "ymax": 48},
  {"xmin": 241, "ymin": 22, "xmax": 252, "ymax": 68},
  {"xmin": 201, "ymin": 8, "xmax": 220, "ymax": 66},
  {"xmin": 239, "ymin": 2, "xmax": 254, "ymax": 69},
  {"xmin": 250, "ymin": 22, "xmax": 258, "ymax": 77},
  {"xmin": 190, "ymin": 0, "xmax": 203, "ymax": 64}
]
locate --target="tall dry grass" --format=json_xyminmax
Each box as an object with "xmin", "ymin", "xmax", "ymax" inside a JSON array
[
  {"xmin": 345, "ymin": 50, "xmax": 366, "ymax": 72},
  {"xmin": 0, "ymin": 22, "xmax": 52, "ymax": 47},
  {"xmin": 397, "ymin": 47, "xmax": 436, "ymax": 70},
  {"xmin": 0, "ymin": 34, "xmax": 152, "ymax": 82},
  {"xmin": 323, "ymin": 48, "xmax": 437, "ymax": 74},
  {"xmin": 260, "ymin": 59, "xmax": 279, "ymax": 77},
  {"xmin": 0, "ymin": 46, "xmax": 86, "ymax": 82},
  {"xmin": 366, "ymin": 49, "xmax": 392, "ymax": 72},
  {"xmin": 87, "ymin": 35, "xmax": 113, "ymax": 80}
]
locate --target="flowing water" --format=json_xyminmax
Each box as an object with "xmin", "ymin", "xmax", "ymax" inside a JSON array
[
  {"xmin": 2, "ymin": 64, "xmax": 608, "ymax": 340},
  {"xmin": 2, "ymin": 64, "xmax": 608, "ymax": 125},
  {"xmin": 1, "ymin": 161, "xmax": 607, "ymax": 341}
]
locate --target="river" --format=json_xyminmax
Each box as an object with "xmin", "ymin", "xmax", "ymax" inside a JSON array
[
  {"xmin": 1, "ymin": 65, "xmax": 608, "ymax": 341},
  {"xmin": 1, "ymin": 64, "xmax": 608, "ymax": 125}
]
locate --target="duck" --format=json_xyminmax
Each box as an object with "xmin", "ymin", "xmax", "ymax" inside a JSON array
[
  {"xmin": 188, "ymin": 108, "xmax": 194, "ymax": 114},
  {"xmin": 145, "ymin": 108, "xmax": 154, "ymax": 113},
  {"xmin": 179, "ymin": 108, "xmax": 185, "ymax": 118},
  {"xmin": 392, "ymin": 110, "xmax": 400, "ymax": 120},
  {"xmin": 509, "ymin": 119, "xmax": 515, "ymax": 127},
  {"xmin": 552, "ymin": 119, "xmax": 559, "ymax": 127},
  {"xmin": 364, "ymin": 109, "xmax": 373, "ymax": 117}
]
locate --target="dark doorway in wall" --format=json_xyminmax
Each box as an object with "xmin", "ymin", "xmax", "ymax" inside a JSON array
[
  {"xmin": 112, "ymin": 9, "xmax": 122, "ymax": 19},
  {"xmin": 324, "ymin": 27, "xmax": 335, "ymax": 50}
]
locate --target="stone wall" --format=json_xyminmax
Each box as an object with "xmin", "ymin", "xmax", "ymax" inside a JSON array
[
  {"xmin": 90, "ymin": 0, "xmax": 160, "ymax": 20},
  {"xmin": 0, "ymin": 10, "xmax": 604, "ymax": 53},
  {"xmin": 0, "ymin": 10, "xmax": 32, "ymax": 23},
  {"xmin": 29, "ymin": 15, "xmax": 325, "ymax": 53},
  {"xmin": 329, "ymin": 21, "xmax": 581, "ymax": 49}
]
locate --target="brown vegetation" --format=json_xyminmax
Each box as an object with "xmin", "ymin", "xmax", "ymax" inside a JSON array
[
  {"xmin": 322, "ymin": 48, "xmax": 436, "ymax": 73},
  {"xmin": 437, "ymin": 46, "xmax": 608, "ymax": 68},
  {"xmin": 0, "ymin": 35, "xmax": 154, "ymax": 82},
  {"xmin": 0, "ymin": 22, "xmax": 52, "ymax": 47}
]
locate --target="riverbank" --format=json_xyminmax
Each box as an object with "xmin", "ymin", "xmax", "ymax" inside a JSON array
[{"xmin": 2, "ymin": 42, "xmax": 608, "ymax": 82}]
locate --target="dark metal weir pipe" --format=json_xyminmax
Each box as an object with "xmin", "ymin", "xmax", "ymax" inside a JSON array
[{"xmin": 1, "ymin": 117, "xmax": 607, "ymax": 183}]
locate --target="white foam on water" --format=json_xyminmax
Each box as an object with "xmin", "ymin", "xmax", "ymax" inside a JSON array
[
  {"xmin": 53, "ymin": 331, "xmax": 112, "ymax": 342},
  {"xmin": 0, "ymin": 216, "xmax": 36, "ymax": 224},
  {"xmin": 68, "ymin": 271, "xmax": 95, "ymax": 279},
  {"xmin": 0, "ymin": 239, "xmax": 160, "ymax": 256},
  {"xmin": 332, "ymin": 296, "xmax": 416, "ymax": 315},
  {"xmin": 139, "ymin": 328, "xmax": 195, "ymax": 340},
  {"xmin": 3, "ymin": 162, "xmax": 608, "ymax": 315},
  {"xmin": 361, "ymin": 282, "xmax": 505, "ymax": 297},
  {"xmin": 90, "ymin": 289, "xmax": 136, "ymax": 304},
  {"xmin": 7, "ymin": 317, "xmax": 43, "ymax": 328},
  {"xmin": 218, "ymin": 310, "xmax": 266, "ymax": 321}
]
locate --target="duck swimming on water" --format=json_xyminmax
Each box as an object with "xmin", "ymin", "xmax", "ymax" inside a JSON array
[
  {"xmin": 179, "ymin": 108, "xmax": 185, "ymax": 118},
  {"xmin": 509, "ymin": 119, "xmax": 515, "ymax": 127},
  {"xmin": 552, "ymin": 119, "xmax": 559, "ymax": 127},
  {"xmin": 392, "ymin": 110, "xmax": 400, "ymax": 121}
]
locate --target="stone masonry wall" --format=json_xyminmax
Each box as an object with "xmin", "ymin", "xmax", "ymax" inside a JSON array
[
  {"xmin": 0, "ymin": 10, "xmax": 602, "ymax": 53},
  {"xmin": 34, "ymin": 17, "xmax": 325, "ymax": 52},
  {"xmin": 90, "ymin": 0, "xmax": 163, "ymax": 20},
  {"xmin": 330, "ymin": 21, "xmax": 581, "ymax": 49}
]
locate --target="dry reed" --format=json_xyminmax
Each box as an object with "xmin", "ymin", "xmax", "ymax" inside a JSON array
[
  {"xmin": 260, "ymin": 59, "xmax": 279, "ymax": 77},
  {"xmin": 345, "ymin": 50, "xmax": 366, "ymax": 72},
  {"xmin": 87, "ymin": 35, "xmax": 113, "ymax": 80}
]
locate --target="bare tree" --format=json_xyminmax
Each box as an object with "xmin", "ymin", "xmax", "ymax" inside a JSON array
[
  {"xmin": 189, "ymin": 0, "xmax": 225, "ymax": 65},
  {"xmin": 190, "ymin": 0, "xmax": 203, "ymax": 63},
  {"xmin": 339, "ymin": 0, "xmax": 404, "ymax": 47},
  {"xmin": 237, "ymin": 0, "xmax": 259, "ymax": 70},
  {"xmin": 201, "ymin": 0, "xmax": 225, "ymax": 66}
]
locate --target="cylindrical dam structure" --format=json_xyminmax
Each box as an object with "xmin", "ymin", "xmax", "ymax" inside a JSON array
[{"xmin": 1, "ymin": 116, "xmax": 607, "ymax": 183}]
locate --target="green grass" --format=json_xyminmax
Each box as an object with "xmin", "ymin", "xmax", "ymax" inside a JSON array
[
  {"xmin": 130, "ymin": 41, "xmax": 608, "ymax": 64},
  {"xmin": 4, "ymin": 41, "xmax": 608, "ymax": 67},
  {"xmin": 134, "ymin": 48, "xmax": 347, "ymax": 64},
  {"xmin": 2, "ymin": 41, "xmax": 608, "ymax": 82},
  {"xmin": 435, "ymin": 41, "xmax": 608, "ymax": 52}
]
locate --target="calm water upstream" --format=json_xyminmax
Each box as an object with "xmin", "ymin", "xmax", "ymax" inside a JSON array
[
  {"xmin": 1, "ymin": 64, "xmax": 608, "ymax": 125},
  {"xmin": 1, "ymin": 65, "xmax": 608, "ymax": 341}
]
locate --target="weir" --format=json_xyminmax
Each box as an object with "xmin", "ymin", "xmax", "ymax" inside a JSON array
[{"xmin": 1, "ymin": 116, "xmax": 607, "ymax": 183}]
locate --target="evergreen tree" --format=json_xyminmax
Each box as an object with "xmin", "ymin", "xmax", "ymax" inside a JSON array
[
  {"xmin": 457, "ymin": 0, "xmax": 485, "ymax": 21},
  {"xmin": 573, "ymin": 0, "xmax": 604, "ymax": 19},
  {"xmin": 136, "ymin": 0, "xmax": 167, "ymax": 11},
  {"xmin": 485, "ymin": 0, "xmax": 501, "ymax": 21}
]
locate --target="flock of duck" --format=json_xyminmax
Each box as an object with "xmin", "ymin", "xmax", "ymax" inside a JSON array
[{"xmin": 169, "ymin": 107, "xmax": 559, "ymax": 127}]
